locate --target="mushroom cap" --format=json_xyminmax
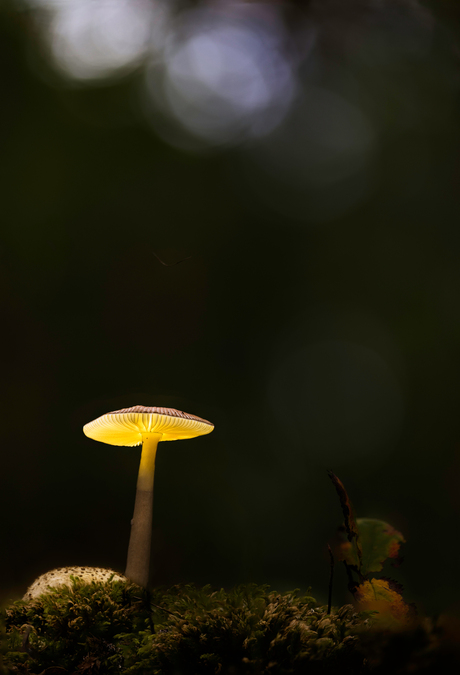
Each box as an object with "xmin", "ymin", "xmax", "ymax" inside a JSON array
[{"xmin": 83, "ymin": 405, "xmax": 214, "ymax": 447}]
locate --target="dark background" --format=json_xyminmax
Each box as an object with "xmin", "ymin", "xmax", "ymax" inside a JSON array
[{"xmin": 1, "ymin": 0, "xmax": 460, "ymax": 617}]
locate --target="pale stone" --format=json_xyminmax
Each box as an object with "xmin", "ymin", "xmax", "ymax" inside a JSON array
[{"xmin": 23, "ymin": 566, "xmax": 127, "ymax": 600}]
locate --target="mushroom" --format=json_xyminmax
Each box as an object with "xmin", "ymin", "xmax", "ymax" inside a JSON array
[{"xmin": 83, "ymin": 405, "xmax": 214, "ymax": 588}]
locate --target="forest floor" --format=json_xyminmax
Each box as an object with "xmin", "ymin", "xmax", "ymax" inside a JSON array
[{"xmin": 1, "ymin": 578, "xmax": 460, "ymax": 674}]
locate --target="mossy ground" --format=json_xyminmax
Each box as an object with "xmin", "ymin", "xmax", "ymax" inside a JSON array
[{"xmin": 1, "ymin": 579, "xmax": 459, "ymax": 674}]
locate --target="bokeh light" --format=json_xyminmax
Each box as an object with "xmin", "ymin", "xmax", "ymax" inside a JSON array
[
  {"xmin": 30, "ymin": 0, "xmax": 165, "ymax": 81},
  {"xmin": 240, "ymin": 84, "xmax": 376, "ymax": 223},
  {"xmin": 268, "ymin": 340, "xmax": 404, "ymax": 466},
  {"xmin": 144, "ymin": 4, "xmax": 297, "ymax": 147},
  {"xmin": 258, "ymin": 85, "xmax": 374, "ymax": 188}
]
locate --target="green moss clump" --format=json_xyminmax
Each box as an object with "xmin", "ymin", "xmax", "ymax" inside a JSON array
[
  {"xmin": 117, "ymin": 585, "xmax": 365, "ymax": 674},
  {"xmin": 3, "ymin": 578, "xmax": 460, "ymax": 674},
  {"xmin": 1, "ymin": 577, "xmax": 150, "ymax": 673},
  {"xmin": 1, "ymin": 579, "xmax": 366, "ymax": 674}
]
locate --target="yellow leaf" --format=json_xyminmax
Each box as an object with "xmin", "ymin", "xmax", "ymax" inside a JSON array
[{"xmin": 354, "ymin": 579, "xmax": 412, "ymax": 629}]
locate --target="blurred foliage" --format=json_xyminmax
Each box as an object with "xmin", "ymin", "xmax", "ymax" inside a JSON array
[
  {"xmin": 340, "ymin": 519, "xmax": 405, "ymax": 576},
  {"xmin": 354, "ymin": 579, "xmax": 413, "ymax": 630},
  {"xmin": 329, "ymin": 472, "xmax": 411, "ymax": 628}
]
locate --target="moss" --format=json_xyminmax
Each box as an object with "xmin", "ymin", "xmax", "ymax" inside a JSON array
[
  {"xmin": 1, "ymin": 577, "xmax": 149, "ymax": 673},
  {"xmin": 1, "ymin": 579, "xmax": 459, "ymax": 674}
]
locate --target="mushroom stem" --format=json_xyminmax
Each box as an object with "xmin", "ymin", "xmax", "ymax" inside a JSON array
[{"xmin": 125, "ymin": 433, "xmax": 161, "ymax": 587}]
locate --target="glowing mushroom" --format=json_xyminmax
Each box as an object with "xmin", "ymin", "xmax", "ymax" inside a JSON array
[{"xmin": 83, "ymin": 405, "xmax": 214, "ymax": 588}]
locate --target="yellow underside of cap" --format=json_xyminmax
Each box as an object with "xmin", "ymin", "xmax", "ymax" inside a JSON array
[{"xmin": 83, "ymin": 412, "xmax": 214, "ymax": 446}]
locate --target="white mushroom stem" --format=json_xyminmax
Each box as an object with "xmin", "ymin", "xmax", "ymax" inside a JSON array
[{"xmin": 125, "ymin": 433, "xmax": 161, "ymax": 587}]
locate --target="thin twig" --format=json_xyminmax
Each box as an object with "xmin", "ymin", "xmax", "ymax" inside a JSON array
[{"xmin": 327, "ymin": 545, "xmax": 334, "ymax": 615}]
